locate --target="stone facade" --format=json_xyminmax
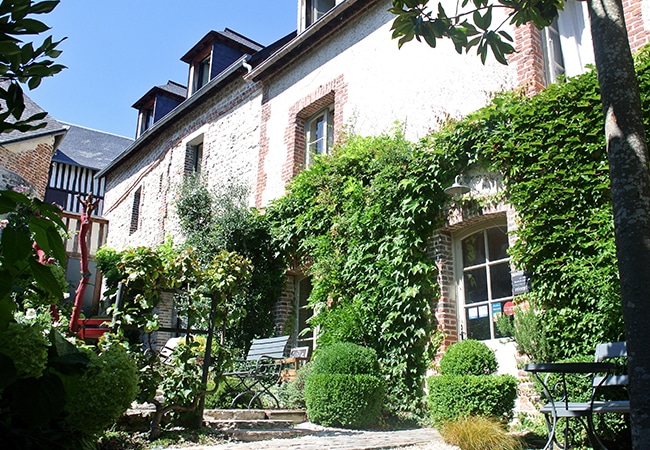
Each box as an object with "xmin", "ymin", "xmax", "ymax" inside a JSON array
[{"xmin": 103, "ymin": 78, "xmax": 263, "ymax": 249}]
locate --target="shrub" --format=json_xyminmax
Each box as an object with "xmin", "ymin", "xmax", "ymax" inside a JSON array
[
  {"xmin": 277, "ymin": 362, "xmax": 313, "ymax": 409},
  {"xmin": 304, "ymin": 373, "xmax": 385, "ymax": 428},
  {"xmin": 65, "ymin": 344, "xmax": 139, "ymax": 433},
  {"xmin": 440, "ymin": 416, "xmax": 522, "ymax": 450},
  {"xmin": 439, "ymin": 340, "xmax": 497, "ymax": 376},
  {"xmin": 427, "ymin": 374, "xmax": 517, "ymax": 426},
  {"xmin": 311, "ymin": 342, "xmax": 379, "ymax": 375},
  {"xmin": 0, "ymin": 322, "xmax": 49, "ymax": 379}
]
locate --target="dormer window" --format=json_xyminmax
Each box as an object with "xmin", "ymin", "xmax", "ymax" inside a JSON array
[
  {"xmin": 194, "ymin": 55, "xmax": 211, "ymax": 93},
  {"xmin": 299, "ymin": 0, "xmax": 341, "ymax": 32},
  {"xmin": 308, "ymin": 0, "xmax": 335, "ymax": 26},
  {"xmin": 138, "ymin": 105, "xmax": 154, "ymax": 136}
]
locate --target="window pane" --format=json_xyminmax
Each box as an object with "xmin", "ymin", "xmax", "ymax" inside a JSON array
[
  {"xmin": 490, "ymin": 263, "xmax": 512, "ymax": 299},
  {"xmin": 464, "ymin": 267, "xmax": 488, "ymax": 304},
  {"xmin": 462, "ymin": 232, "xmax": 485, "ymax": 267},
  {"xmin": 466, "ymin": 306, "xmax": 491, "ymax": 340},
  {"xmin": 487, "ymin": 227, "xmax": 508, "ymax": 260}
]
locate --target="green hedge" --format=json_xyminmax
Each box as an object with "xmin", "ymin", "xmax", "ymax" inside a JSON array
[
  {"xmin": 439, "ymin": 340, "xmax": 497, "ymax": 376},
  {"xmin": 304, "ymin": 373, "xmax": 385, "ymax": 428},
  {"xmin": 311, "ymin": 342, "xmax": 379, "ymax": 375},
  {"xmin": 427, "ymin": 374, "xmax": 517, "ymax": 426}
]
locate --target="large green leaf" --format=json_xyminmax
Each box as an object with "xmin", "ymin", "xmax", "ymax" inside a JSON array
[{"xmin": 28, "ymin": 257, "xmax": 62, "ymax": 298}]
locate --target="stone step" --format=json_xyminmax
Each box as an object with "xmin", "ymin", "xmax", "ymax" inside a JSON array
[
  {"xmin": 218, "ymin": 427, "xmax": 315, "ymax": 442},
  {"xmin": 203, "ymin": 409, "xmax": 307, "ymax": 424},
  {"xmin": 205, "ymin": 418, "xmax": 297, "ymax": 430}
]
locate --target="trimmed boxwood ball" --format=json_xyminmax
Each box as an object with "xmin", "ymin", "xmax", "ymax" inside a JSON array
[
  {"xmin": 304, "ymin": 373, "xmax": 385, "ymax": 428},
  {"xmin": 311, "ymin": 342, "xmax": 379, "ymax": 375},
  {"xmin": 439, "ymin": 339, "xmax": 497, "ymax": 376},
  {"xmin": 427, "ymin": 374, "xmax": 518, "ymax": 426}
]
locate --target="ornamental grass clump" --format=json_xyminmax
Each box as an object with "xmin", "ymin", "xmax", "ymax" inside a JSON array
[
  {"xmin": 427, "ymin": 340, "xmax": 517, "ymax": 426},
  {"xmin": 440, "ymin": 416, "xmax": 523, "ymax": 450},
  {"xmin": 304, "ymin": 342, "xmax": 385, "ymax": 428}
]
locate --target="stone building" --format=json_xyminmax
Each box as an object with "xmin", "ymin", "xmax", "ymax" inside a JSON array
[{"xmin": 98, "ymin": 0, "xmax": 650, "ymax": 367}]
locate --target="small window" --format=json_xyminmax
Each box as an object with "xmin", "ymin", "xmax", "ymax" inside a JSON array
[
  {"xmin": 541, "ymin": 18, "xmax": 565, "ymax": 85},
  {"xmin": 138, "ymin": 106, "xmax": 154, "ymax": 137},
  {"xmin": 184, "ymin": 137, "xmax": 204, "ymax": 174},
  {"xmin": 457, "ymin": 225, "xmax": 512, "ymax": 341},
  {"xmin": 193, "ymin": 55, "xmax": 211, "ymax": 93},
  {"xmin": 295, "ymin": 276, "xmax": 315, "ymax": 353},
  {"xmin": 305, "ymin": 106, "xmax": 334, "ymax": 166},
  {"xmin": 129, "ymin": 187, "xmax": 142, "ymax": 234}
]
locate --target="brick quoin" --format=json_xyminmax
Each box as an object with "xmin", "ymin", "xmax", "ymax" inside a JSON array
[{"xmin": 0, "ymin": 141, "xmax": 53, "ymax": 198}]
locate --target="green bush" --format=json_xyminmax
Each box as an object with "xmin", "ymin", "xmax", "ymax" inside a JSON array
[
  {"xmin": 304, "ymin": 373, "xmax": 385, "ymax": 428},
  {"xmin": 311, "ymin": 342, "xmax": 379, "ymax": 375},
  {"xmin": 439, "ymin": 340, "xmax": 497, "ymax": 376},
  {"xmin": 65, "ymin": 344, "xmax": 139, "ymax": 433},
  {"xmin": 277, "ymin": 362, "xmax": 313, "ymax": 409},
  {"xmin": 427, "ymin": 374, "xmax": 517, "ymax": 426}
]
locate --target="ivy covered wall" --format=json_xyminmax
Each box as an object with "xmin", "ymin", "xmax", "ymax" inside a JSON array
[{"xmin": 267, "ymin": 44, "xmax": 650, "ymax": 411}]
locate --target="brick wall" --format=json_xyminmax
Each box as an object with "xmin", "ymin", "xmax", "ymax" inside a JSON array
[{"xmin": 0, "ymin": 138, "xmax": 56, "ymax": 198}]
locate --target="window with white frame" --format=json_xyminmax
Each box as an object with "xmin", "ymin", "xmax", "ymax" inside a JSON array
[
  {"xmin": 305, "ymin": 106, "xmax": 334, "ymax": 166},
  {"xmin": 456, "ymin": 224, "xmax": 513, "ymax": 341},
  {"xmin": 308, "ymin": 0, "xmax": 336, "ymax": 26},
  {"xmin": 138, "ymin": 105, "xmax": 154, "ymax": 137},
  {"xmin": 192, "ymin": 55, "xmax": 211, "ymax": 94},
  {"xmin": 541, "ymin": 0, "xmax": 594, "ymax": 85}
]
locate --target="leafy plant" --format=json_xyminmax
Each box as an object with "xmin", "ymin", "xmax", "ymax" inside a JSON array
[{"xmin": 175, "ymin": 176, "xmax": 284, "ymax": 352}]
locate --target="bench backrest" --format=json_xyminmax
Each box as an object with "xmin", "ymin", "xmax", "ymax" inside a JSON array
[
  {"xmin": 593, "ymin": 341, "xmax": 628, "ymax": 387},
  {"xmin": 246, "ymin": 335, "xmax": 290, "ymax": 361}
]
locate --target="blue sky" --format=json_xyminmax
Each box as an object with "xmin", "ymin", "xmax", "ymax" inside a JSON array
[{"xmin": 27, "ymin": 1, "xmax": 298, "ymax": 139}]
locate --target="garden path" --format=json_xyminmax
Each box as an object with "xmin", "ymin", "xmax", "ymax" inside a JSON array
[{"xmin": 165, "ymin": 426, "xmax": 458, "ymax": 450}]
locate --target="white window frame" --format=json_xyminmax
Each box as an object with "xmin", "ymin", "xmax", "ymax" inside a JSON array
[
  {"xmin": 305, "ymin": 106, "xmax": 334, "ymax": 166},
  {"xmin": 541, "ymin": 0, "xmax": 594, "ymax": 85},
  {"xmin": 454, "ymin": 218, "xmax": 513, "ymax": 341},
  {"xmin": 192, "ymin": 54, "xmax": 211, "ymax": 94}
]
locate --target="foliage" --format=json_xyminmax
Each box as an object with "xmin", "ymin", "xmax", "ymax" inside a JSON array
[
  {"xmin": 64, "ymin": 343, "xmax": 139, "ymax": 434},
  {"xmin": 277, "ymin": 361, "xmax": 313, "ymax": 409},
  {"xmin": 267, "ymin": 131, "xmax": 443, "ymax": 412},
  {"xmin": 304, "ymin": 373, "xmax": 385, "ymax": 428},
  {"xmin": 0, "ymin": 320, "xmax": 49, "ymax": 378},
  {"xmin": 427, "ymin": 374, "xmax": 518, "ymax": 426},
  {"xmin": 175, "ymin": 175, "xmax": 284, "ymax": 351},
  {"xmin": 390, "ymin": 0, "xmax": 560, "ymax": 64},
  {"xmin": 438, "ymin": 340, "xmax": 497, "ymax": 376},
  {"xmin": 440, "ymin": 415, "xmax": 522, "ymax": 450},
  {"xmin": 311, "ymin": 342, "xmax": 380, "ymax": 375},
  {"xmin": 0, "ymin": 0, "xmax": 66, "ymax": 133}
]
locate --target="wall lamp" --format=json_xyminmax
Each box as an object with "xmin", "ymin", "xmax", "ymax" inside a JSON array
[{"xmin": 444, "ymin": 175, "xmax": 471, "ymax": 197}]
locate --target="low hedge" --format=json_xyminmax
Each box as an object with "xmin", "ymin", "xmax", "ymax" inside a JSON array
[
  {"xmin": 427, "ymin": 374, "xmax": 518, "ymax": 426},
  {"xmin": 311, "ymin": 342, "xmax": 379, "ymax": 375},
  {"xmin": 439, "ymin": 340, "xmax": 497, "ymax": 376},
  {"xmin": 304, "ymin": 373, "xmax": 385, "ymax": 428}
]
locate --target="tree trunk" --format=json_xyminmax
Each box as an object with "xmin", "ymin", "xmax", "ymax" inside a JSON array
[{"xmin": 587, "ymin": 0, "xmax": 650, "ymax": 446}]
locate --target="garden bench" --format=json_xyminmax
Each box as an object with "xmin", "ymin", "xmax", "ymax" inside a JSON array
[
  {"xmin": 524, "ymin": 341, "xmax": 629, "ymax": 450},
  {"xmin": 222, "ymin": 335, "xmax": 291, "ymax": 408}
]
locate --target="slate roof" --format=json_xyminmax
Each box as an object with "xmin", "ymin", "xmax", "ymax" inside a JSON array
[
  {"xmin": 132, "ymin": 80, "xmax": 187, "ymax": 109},
  {"xmin": 52, "ymin": 123, "xmax": 134, "ymax": 171},
  {"xmin": 181, "ymin": 28, "xmax": 264, "ymax": 63},
  {"xmin": 0, "ymin": 82, "xmax": 68, "ymax": 145}
]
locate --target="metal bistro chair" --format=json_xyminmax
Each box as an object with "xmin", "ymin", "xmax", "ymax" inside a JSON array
[{"xmin": 222, "ymin": 335, "xmax": 290, "ymax": 409}]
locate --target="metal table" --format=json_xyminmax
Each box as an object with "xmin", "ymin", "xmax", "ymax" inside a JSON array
[{"xmin": 524, "ymin": 362, "xmax": 616, "ymax": 450}]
